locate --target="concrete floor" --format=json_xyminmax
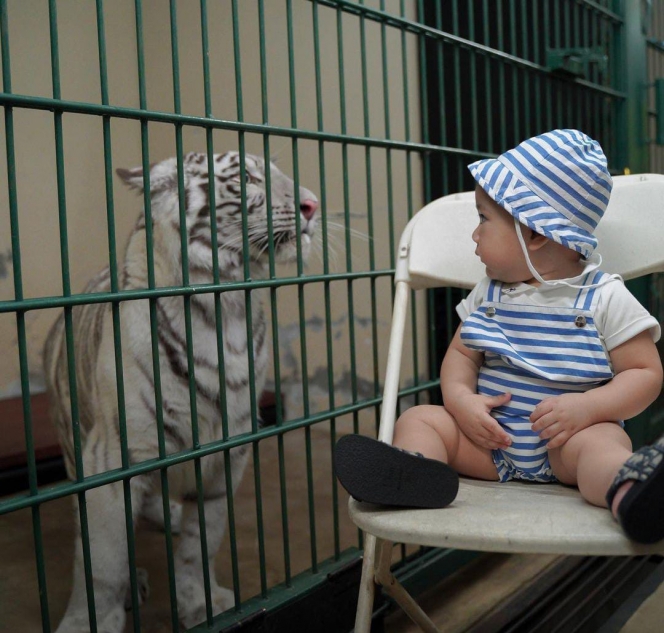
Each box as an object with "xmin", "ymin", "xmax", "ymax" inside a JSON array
[{"xmin": 1, "ymin": 425, "xmax": 662, "ymax": 632}]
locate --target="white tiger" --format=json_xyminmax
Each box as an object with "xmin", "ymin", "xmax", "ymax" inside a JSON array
[{"xmin": 43, "ymin": 151, "xmax": 318, "ymax": 632}]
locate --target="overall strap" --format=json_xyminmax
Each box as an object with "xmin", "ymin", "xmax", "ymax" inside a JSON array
[
  {"xmin": 573, "ymin": 270, "xmax": 608, "ymax": 311},
  {"xmin": 486, "ymin": 279, "xmax": 501, "ymax": 302}
]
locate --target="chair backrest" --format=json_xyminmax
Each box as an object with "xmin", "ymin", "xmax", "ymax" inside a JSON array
[{"xmin": 396, "ymin": 173, "xmax": 664, "ymax": 290}]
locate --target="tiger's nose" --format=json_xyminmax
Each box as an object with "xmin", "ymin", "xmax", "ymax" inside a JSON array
[{"xmin": 300, "ymin": 199, "xmax": 318, "ymax": 220}]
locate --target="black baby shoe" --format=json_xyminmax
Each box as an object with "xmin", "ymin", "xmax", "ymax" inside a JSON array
[
  {"xmin": 333, "ymin": 433, "xmax": 459, "ymax": 509},
  {"xmin": 606, "ymin": 435, "xmax": 664, "ymax": 544}
]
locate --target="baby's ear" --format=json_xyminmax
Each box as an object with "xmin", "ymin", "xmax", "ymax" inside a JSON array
[{"xmin": 527, "ymin": 229, "xmax": 549, "ymax": 251}]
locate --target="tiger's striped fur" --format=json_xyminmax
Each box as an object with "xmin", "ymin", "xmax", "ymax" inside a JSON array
[{"xmin": 43, "ymin": 151, "xmax": 318, "ymax": 632}]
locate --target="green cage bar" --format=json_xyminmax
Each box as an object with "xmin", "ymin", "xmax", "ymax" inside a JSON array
[{"xmin": 0, "ymin": 2, "xmax": 662, "ymax": 632}]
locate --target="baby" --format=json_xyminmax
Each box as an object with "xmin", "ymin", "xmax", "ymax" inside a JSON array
[{"xmin": 335, "ymin": 129, "xmax": 664, "ymax": 545}]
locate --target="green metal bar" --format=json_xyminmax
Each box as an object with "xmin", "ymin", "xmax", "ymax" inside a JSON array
[
  {"xmin": 482, "ymin": 0, "xmax": 494, "ymax": 154},
  {"xmin": 168, "ymin": 1, "xmax": 216, "ymax": 622},
  {"xmin": 452, "ymin": 0, "xmax": 462, "ymax": 154},
  {"xmin": 308, "ymin": 0, "xmax": 624, "ymax": 69},
  {"xmin": 375, "ymin": 0, "xmax": 398, "ymax": 335},
  {"xmin": 0, "ymin": 269, "xmax": 395, "ymax": 314},
  {"xmin": 198, "ymin": 0, "xmax": 226, "ymax": 621},
  {"xmin": 554, "ymin": 0, "xmax": 563, "ymax": 127},
  {"xmin": 0, "ymin": 4, "xmax": 51, "ymax": 629},
  {"xmin": 311, "ymin": 0, "xmax": 340, "ymax": 560},
  {"xmin": 335, "ymin": 0, "xmax": 362, "ymax": 549},
  {"xmin": 285, "ymin": 0, "xmax": 317, "ymax": 575},
  {"xmin": 577, "ymin": 0, "xmax": 623, "ymax": 23},
  {"xmin": 231, "ymin": 0, "xmax": 268, "ymax": 597},
  {"xmin": 94, "ymin": 1, "xmax": 141, "ymax": 627},
  {"xmin": 647, "ymin": 37, "xmax": 664, "ymax": 53},
  {"xmin": 361, "ymin": 0, "xmax": 381, "ymax": 432},
  {"xmin": 497, "ymin": 0, "xmax": 507, "ymax": 149},
  {"xmin": 434, "ymin": 3, "xmax": 449, "ymax": 193},
  {"xmin": 544, "ymin": 0, "xmax": 553, "ymax": 130},
  {"xmin": 533, "ymin": 0, "xmax": 542, "ymax": 138},
  {"xmin": 1, "ymin": 91, "xmax": 540, "ymax": 154},
  {"xmin": 619, "ymin": 0, "xmax": 649, "ymax": 173},
  {"xmin": 258, "ymin": 0, "xmax": 292, "ymax": 587},
  {"xmin": 417, "ymin": 0, "xmax": 437, "ymax": 387},
  {"xmin": 417, "ymin": 0, "xmax": 431, "ymax": 203},
  {"xmin": 521, "ymin": 0, "xmax": 531, "ymax": 137},
  {"xmin": 0, "ymin": 380, "xmax": 440, "ymax": 517},
  {"xmin": 509, "ymin": 0, "xmax": 520, "ymax": 141},
  {"xmin": 132, "ymin": 1, "xmax": 179, "ymax": 626},
  {"xmin": 565, "ymin": 0, "xmax": 572, "ymax": 49},
  {"xmin": 402, "ymin": 0, "xmax": 420, "ymax": 408},
  {"xmin": 468, "ymin": 1, "xmax": 479, "ymax": 150},
  {"xmin": 48, "ymin": 1, "xmax": 98, "ymax": 628}
]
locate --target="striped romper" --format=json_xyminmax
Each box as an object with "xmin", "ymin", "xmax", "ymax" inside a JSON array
[{"xmin": 459, "ymin": 271, "xmax": 615, "ymax": 482}]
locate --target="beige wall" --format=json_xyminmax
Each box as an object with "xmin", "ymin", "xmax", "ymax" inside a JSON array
[{"xmin": 0, "ymin": 0, "xmax": 426, "ymax": 423}]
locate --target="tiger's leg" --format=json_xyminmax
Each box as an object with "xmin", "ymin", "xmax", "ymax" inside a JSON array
[
  {"xmin": 141, "ymin": 487, "xmax": 183, "ymax": 534},
  {"xmin": 176, "ymin": 447, "xmax": 249, "ymax": 627},
  {"xmin": 176, "ymin": 495, "xmax": 234, "ymax": 627},
  {"xmin": 56, "ymin": 443, "xmax": 151, "ymax": 633}
]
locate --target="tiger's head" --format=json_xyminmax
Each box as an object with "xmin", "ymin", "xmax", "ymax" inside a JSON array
[{"xmin": 117, "ymin": 151, "xmax": 318, "ymax": 275}]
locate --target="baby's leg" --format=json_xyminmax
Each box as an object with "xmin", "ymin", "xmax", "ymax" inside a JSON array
[
  {"xmin": 393, "ymin": 405, "xmax": 499, "ymax": 481},
  {"xmin": 334, "ymin": 405, "xmax": 498, "ymax": 508},
  {"xmin": 547, "ymin": 422, "xmax": 632, "ymax": 507},
  {"xmin": 550, "ymin": 424, "xmax": 664, "ymax": 544}
]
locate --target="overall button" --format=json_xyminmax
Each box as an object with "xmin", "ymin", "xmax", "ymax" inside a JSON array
[
  {"xmin": 575, "ymin": 315, "xmax": 587, "ymax": 328},
  {"xmin": 486, "ymin": 307, "xmax": 496, "ymax": 317}
]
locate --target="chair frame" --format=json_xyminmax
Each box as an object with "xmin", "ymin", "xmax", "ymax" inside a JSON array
[{"xmin": 349, "ymin": 174, "xmax": 664, "ymax": 633}]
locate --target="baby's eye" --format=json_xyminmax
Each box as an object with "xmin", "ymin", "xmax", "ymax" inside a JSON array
[{"xmin": 478, "ymin": 213, "xmax": 487, "ymax": 224}]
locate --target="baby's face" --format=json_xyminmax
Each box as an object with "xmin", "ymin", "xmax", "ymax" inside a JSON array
[{"xmin": 472, "ymin": 186, "xmax": 532, "ymax": 284}]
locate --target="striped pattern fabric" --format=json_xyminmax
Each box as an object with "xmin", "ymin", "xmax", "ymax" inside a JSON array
[
  {"xmin": 460, "ymin": 272, "xmax": 614, "ymax": 482},
  {"xmin": 469, "ymin": 129, "xmax": 612, "ymax": 259}
]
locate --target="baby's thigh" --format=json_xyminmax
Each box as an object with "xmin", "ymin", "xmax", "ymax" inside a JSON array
[
  {"xmin": 395, "ymin": 405, "xmax": 498, "ymax": 480},
  {"xmin": 548, "ymin": 422, "xmax": 632, "ymax": 485}
]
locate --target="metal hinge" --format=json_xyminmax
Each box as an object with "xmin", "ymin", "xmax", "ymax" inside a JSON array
[{"xmin": 546, "ymin": 47, "xmax": 607, "ymax": 79}]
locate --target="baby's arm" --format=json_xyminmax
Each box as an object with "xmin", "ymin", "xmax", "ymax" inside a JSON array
[
  {"xmin": 531, "ymin": 330, "xmax": 663, "ymax": 448},
  {"xmin": 441, "ymin": 324, "xmax": 512, "ymax": 450}
]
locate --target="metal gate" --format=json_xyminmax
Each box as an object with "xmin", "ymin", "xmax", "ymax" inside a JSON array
[{"xmin": 0, "ymin": 1, "xmax": 662, "ymax": 632}]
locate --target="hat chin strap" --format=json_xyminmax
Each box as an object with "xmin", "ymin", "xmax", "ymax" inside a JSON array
[{"xmin": 513, "ymin": 218, "xmax": 618, "ymax": 289}]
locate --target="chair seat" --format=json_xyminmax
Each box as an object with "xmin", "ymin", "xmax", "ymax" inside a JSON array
[{"xmin": 349, "ymin": 478, "xmax": 664, "ymax": 557}]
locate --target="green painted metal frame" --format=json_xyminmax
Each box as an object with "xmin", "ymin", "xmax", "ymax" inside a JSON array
[{"xmin": 0, "ymin": 1, "xmax": 662, "ymax": 631}]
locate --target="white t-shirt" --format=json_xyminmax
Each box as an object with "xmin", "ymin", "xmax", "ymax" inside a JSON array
[{"xmin": 456, "ymin": 274, "xmax": 661, "ymax": 352}]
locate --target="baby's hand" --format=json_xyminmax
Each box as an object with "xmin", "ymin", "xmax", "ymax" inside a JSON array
[
  {"xmin": 530, "ymin": 393, "xmax": 591, "ymax": 449},
  {"xmin": 454, "ymin": 392, "xmax": 512, "ymax": 450}
]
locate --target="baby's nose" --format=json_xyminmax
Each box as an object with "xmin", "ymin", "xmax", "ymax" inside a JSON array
[{"xmin": 300, "ymin": 199, "xmax": 318, "ymax": 220}]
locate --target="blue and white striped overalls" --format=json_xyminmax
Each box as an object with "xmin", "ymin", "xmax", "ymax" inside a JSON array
[{"xmin": 459, "ymin": 271, "xmax": 615, "ymax": 482}]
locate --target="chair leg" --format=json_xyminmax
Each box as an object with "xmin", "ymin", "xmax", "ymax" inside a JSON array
[
  {"xmin": 374, "ymin": 540, "xmax": 440, "ymax": 633},
  {"xmin": 354, "ymin": 533, "xmax": 379, "ymax": 633}
]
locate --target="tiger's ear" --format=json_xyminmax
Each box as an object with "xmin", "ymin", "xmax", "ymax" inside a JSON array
[
  {"xmin": 116, "ymin": 166, "xmax": 146, "ymax": 192},
  {"xmin": 117, "ymin": 161, "xmax": 177, "ymax": 195}
]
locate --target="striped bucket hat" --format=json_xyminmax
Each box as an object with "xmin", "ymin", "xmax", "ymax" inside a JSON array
[{"xmin": 468, "ymin": 129, "xmax": 612, "ymax": 259}]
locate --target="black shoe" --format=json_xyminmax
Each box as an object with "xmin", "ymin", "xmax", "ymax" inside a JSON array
[
  {"xmin": 606, "ymin": 435, "xmax": 664, "ymax": 544},
  {"xmin": 333, "ymin": 434, "xmax": 459, "ymax": 509}
]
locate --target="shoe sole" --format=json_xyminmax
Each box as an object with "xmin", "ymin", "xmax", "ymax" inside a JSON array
[{"xmin": 333, "ymin": 434, "xmax": 459, "ymax": 509}]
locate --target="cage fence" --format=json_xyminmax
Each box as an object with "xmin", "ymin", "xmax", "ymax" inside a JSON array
[{"xmin": 0, "ymin": 1, "xmax": 663, "ymax": 632}]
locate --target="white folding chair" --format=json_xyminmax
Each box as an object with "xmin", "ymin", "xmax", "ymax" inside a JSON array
[{"xmin": 349, "ymin": 174, "xmax": 664, "ymax": 633}]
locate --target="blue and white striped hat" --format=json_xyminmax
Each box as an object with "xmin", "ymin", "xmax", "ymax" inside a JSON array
[{"xmin": 468, "ymin": 129, "xmax": 612, "ymax": 259}]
